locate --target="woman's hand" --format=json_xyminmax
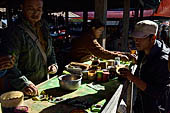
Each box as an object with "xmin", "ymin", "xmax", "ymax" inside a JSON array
[
  {"xmin": 119, "ymin": 54, "xmax": 129, "ymax": 62},
  {"xmin": 126, "ymin": 53, "xmax": 137, "ymax": 64},
  {"xmin": 0, "ymin": 55, "xmax": 15, "ymax": 70},
  {"xmin": 48, "ymin": 65, "xmax": 57, "ymax": 74},
  {"xmin": 119, "ymin": 53, "xmax": 137, "ymax": 64}
]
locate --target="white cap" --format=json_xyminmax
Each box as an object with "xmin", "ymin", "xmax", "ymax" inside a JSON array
[{"xmin": 131, "ymin": 20, "xmax": 158, "ymax": 38}]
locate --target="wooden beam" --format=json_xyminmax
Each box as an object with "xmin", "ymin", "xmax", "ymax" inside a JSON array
[
  {"xmin": 83, "ymin": 10, "xmax": 88, "ymax": 31},
  {"xmin": 94, "ymin": 0, "xmax": 107, "ymax": 48},
  {"xmin": 121, "ymin": 0, "xmax": 130, "ymax": 51},
  {"xmin": 6, "ymin": 7, "xmax": 12, "ymax": 26}
]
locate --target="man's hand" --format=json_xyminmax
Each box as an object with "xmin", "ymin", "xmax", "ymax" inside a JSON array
[
  {"xmin": 118, "ymin": 67, "xmax": 147, "ymax": 91},
  {"xmin": 0, "ymin": 55, "xmax": 15, "ymax": 70},
  {"xmin": 118, "ymin": 67, "xmax": 132, "ymax": 80},
  {"xmin": 48, "ymin": 65, "xmax": 57, "ymax": 74},
  {"xmin": 23, "ymin": 84, "xmax": 38, "ymax": 96}
]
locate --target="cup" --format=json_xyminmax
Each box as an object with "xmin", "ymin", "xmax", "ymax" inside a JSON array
[
  {"xmin": 130, "ymin": 49, "xmax": 137, "ymax": 54},
  {"xmin": 99, "ymin": 61, "xmax": 107, "ymax": 69},
  {"xmin": 82, "ymin": 70, "xmax": 88, "ymax": 80},
  {"xmin": 88, "ymin": 70, "xmax": 96, "ymax": 81},
  {"xmin": 107, "ymin": 60, "xmax": 114, "ymax": 67},
  {"xmin": 114, "ymin": 57, "xmax": 120, "ymax": 65}
]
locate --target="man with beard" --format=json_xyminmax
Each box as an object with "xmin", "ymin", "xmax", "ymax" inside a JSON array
[{"xmin": 3, "ymin": 0, "xmax": 58, "ymax": 96}]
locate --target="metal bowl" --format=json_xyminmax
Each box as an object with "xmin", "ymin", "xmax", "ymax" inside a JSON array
[{"xmin": 58, "ymin": 74, "xmax": 82, "ymax": 90}]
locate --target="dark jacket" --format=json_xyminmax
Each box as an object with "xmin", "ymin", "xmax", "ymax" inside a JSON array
[
  {"xmin": 3, "ymin": 17, "xmax": 57, "ymax": 91},
  {"xmin": 134, "ymin": 40, "xmax": 170, "ymax": 113}
]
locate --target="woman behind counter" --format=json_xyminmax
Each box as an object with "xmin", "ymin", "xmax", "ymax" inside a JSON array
[
  {"xmin": 56, "ymin": 19, "xmax": 135, "ymax": 74},
  {"xmin": 69, "ymin": 19, "xmax": 130, "ymax": 62}
]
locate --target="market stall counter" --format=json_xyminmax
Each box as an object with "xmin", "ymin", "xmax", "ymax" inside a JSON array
[
  {"xmin": 24, "ymin": 75, "xmax": 122, "ymax": 113},
  {"xmin": 0, "ymin": 58, "xmax": 135, "ymax": 113}
]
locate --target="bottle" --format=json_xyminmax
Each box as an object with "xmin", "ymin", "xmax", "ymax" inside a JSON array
[{"xmin": 114, "ymin": 57, "xmax": 120, "ymax": 65}]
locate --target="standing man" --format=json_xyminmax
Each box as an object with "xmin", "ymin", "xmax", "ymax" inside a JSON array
[
  {"xmin": 4, "ymin": 0, "xmax": 58, "ymax": 96},
  {"xmin": 119, "ymin": 20, "xmax": 170, "ymax": 113}
]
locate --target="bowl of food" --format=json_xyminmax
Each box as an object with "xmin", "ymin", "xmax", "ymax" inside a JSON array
[
  {"xmin": 0, "ymin": 91, "xmax": 24, "ymax": 109},
  {"xmin": 65, "ymin": 65, "xmax": 82, "ymax": 75},
  {"xmin": 58, "ymin": 74, "xmax": 82, "ymax": 90}
]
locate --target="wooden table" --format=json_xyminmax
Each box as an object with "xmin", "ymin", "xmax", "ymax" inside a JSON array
[
  {"xmin": 24, "ymin": 75, "xmax": 126, "ymax": 113},
  {"xmin": 0, "ymin": 66, "xmax": 136, "ymax": 113}
]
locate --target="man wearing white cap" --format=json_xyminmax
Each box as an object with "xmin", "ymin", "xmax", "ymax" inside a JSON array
[{"xmin": 119, "ymin": 20, "xmax": 170, "ymax": 113}]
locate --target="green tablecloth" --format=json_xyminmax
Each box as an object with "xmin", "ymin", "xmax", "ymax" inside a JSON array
[{"xmin": 25, "ymin": 76, "xmax": 121, "ymax": 113}]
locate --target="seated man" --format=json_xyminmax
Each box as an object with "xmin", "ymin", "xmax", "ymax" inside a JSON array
[{"xmin": 3, "ymin": 0, "xmax": 58, "ymax": 96}]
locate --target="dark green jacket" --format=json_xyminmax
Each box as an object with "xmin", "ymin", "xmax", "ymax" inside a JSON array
[{"xmin": 5, "ymin": 17, "xmax": 57, "ymax": 90}]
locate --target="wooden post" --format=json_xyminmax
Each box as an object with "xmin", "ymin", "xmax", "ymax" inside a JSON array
[
  {"xmin": 65, "ymin": 10, "xmax": 69, "ymax": 36},
  {"xmin": 95, "ymin": 0, "xmax": 107, "ymax": 48},
  {"xmin": 6, "ymin": 6, "xmax": 12, "ymax": 26},
  {"xmin": 65, "ymin": 10, "xmax": 69, "ymax": 26},
  {"xmin": 134, "ymin": 5, "xmax": 139, "ymax": 23},
  {"xmin": 83, "ymin": 10, "xmax": 88, "ymax": 31},
  {"xmin": 121, "ymin": 0, "xmax": 130, "ymax": 51},
  {"xmin": 140, "ymin": 7, "xmax": 144, "ymax": 19}
]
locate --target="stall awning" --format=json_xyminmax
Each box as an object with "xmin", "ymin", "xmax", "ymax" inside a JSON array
[
  {"xmin": 74, "ymin": 10, "xmax": 153, "ymax": 19},
  {"xmin": 153, "ymin": 0, "xmax": 170, "ymax": 17}
]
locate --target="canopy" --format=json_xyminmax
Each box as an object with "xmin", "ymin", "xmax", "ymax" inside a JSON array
[
  {"xmin": 153, "ymin": 0, "xmax": 170, "ymax": 17},
  {"xmin": 74, "ymin": 10, "xmax": 154, "ymax": 19}
]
